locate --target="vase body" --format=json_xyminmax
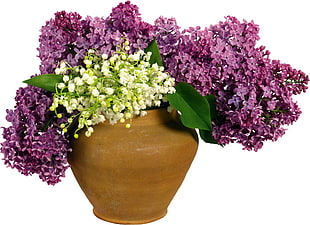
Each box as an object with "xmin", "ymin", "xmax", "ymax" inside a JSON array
[{"xmin": 69, "ymin": 108, "xmax": 198, "ymax": 224}]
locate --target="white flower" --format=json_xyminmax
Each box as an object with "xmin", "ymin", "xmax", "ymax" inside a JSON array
[
  {"xmin": 92, "ymin": 88, "xmax": 100, "ymax": 97},
  {"xmin": 140, "ymin": 111, "xmax": 147, "ymax": 117},
  {"xmin": 85, "ymin": 127, "xmax": 94, "ymax": 137},
  {"xmin": 121, "ymin": 87, "xmax": 128, "ymax": 95},
  {"xmin": 57, "ymin": 83, "xmax": 65, "ymax": 89},
  {"xmin": 112, "ymin": 104, "xmax": 119, "ymax": 112},
  {"xmin": 101, "ymin": 67, "xmax": 110, "ymax": 76},
  {"xmin": 152, "ymin": 63, "xmax": 159, "ymax": 70},
  {"xmin": 78, "ymin": 122, "xmax": 84, "ymax": 129},
  {"xmin": 80, "ymin": 68, "xmax": 85, "ymax": 74},
  {"xmin": 94, "ymin": 64, "xmax": 100, "ymax": 70},
  {"xmin": 98, "ymin": 95, "xmax": 106, "ymax": 102},
  {"xmin": 92, "ymin": 115, "xmax": 105, "ymax": 124},
  {"xmin": 77, "ymin": 104, "xmax": 84, "ymax": 111},
  {"xmin": 109, "ymin": 55, "xmax": 117, "ymax": 63},
  {"xmin": 70, "ymin": 99, "xmax": 78, "ymax": 107},
  {"xmin": 137, "ymin": 50, "xmax": 144, "ymax": 56},
  {"xmin": 102, "ymin": 53, "xmax": 108, "ymax": 60},
  {"xmin": 96, "ymin": 82, "xmax": 102, "ymax": 89},
  {"xmin": 55, "ymin": 68, "xmax": 62, "ymax": 75},
  {"xmin": 74, "ymin": 77, "xmax": 83, "ymax": 86},
  {"xmin": 82, "ymin": 73, "xmax": 90, "ymax": 81},
  {"xmin": 68, "ymin": 82, "xmax": 75, "ymax": 92},
  {"xmin": 55, "ymin": 62, "xmax": 68, "ymax": 74},
  {"xmin": 121, "ymin": 54, "xmax": 127, "ymax": 60},
  {"xmin": 154, "ymin": 100, "xmax": 161, "ymax": 106},
  {"xmin": 128, "ymin": 53, "xmax": 140, "ymax": 61},
  {"xmin": 168, "ymin": 87, "xmax": 176, "ymax": 94},
  {"xmin": 114, "ymin": 61, "xmax": 122, "ymax": 71},
  {"xmin": 145, "ymin": 51, "xmax": 152, "ymax": 61},
  {"xmin": 60, "ymin": 61, "xmax": 67, "ymax": 68},
  {"xmin": 85, "ymin": 130, "xmax": 92, "ymax": 138},
  {"xmin": 62, "ymin": 100, "xmax": 69, "ymax": 107},
  {"xmin": 105, "ymin": 87, "xmax": 114, "ymax": 95},
  {"xmin": 99, "ymin": 115, "xmax": 106, "ymax": 123},
  {"xmin": 63, "ymin": 75, "xmax": 70, "ymax": 82},
  {"xmin": 84, "ymin": 59, "xmax": 92, "ymax": 65},
  {"xmin": 125, "ymin": 112, "xmax": 132, "ymax": 119},
  {"xmin": 86, "ymin": 76, "xmax": 96, "ymax": 85},
  {"xmin": 76, "ymin": 86, "xmax": 86, "ymax": 95}
]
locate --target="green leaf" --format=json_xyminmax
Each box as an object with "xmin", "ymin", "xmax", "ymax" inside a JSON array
[
  {"xmin": 199, "ymin": 95, "xmax": 218, "ymax": 144},
  {"xmin": 204, "ymin": 95, "xmax": 217, "ymax": 120},
  {"xmin": 23, "ymin": 74, "xmax": 64, "ymax": 92},
  {"xmin": 144, "ymin": 39, "xmax": 163, "ymax": 66},
  {"xmin": 199, "ymin": 129, "xmax": 218, "ymax": 144},
  {"xmin": 168, "ymin": 82, "xmax": 212, "ymax": 131}
]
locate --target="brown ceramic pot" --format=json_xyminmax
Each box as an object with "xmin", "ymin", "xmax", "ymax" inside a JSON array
[{"xmin": 68, "ymin": 108, "xmax": 198, "ymax": 224}]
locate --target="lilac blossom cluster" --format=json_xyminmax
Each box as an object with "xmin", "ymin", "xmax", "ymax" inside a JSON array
[
  {"xmin": 1, "ymin": 1, "xmax": 308, "ymax": 185},
  {"xmin": 158, "ymin": 16, "xmax": 309, "ymax": 150},
  {"xmin": 1, "ymin": 86, "xmax": 70, "ymax": 185}
]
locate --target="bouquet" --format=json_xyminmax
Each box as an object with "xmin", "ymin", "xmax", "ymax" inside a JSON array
[{"xmin": 1, "ymin": 1, "xmax": 308, "ymax": 185}]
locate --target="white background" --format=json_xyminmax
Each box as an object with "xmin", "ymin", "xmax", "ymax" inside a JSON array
[{"xmin": 0, "ymin": 0, "xmax": 309, "ymax": 224}]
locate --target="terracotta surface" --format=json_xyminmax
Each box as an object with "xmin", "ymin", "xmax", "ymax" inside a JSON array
[{"xmin": 69, "ymin": 108, "xmax": 199, "ymax": 224}]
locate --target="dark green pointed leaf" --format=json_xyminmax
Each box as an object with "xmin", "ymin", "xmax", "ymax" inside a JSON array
[
  {"xmin": 144, "ymin": 39, "xmax": 163, "ymax": 66},
  {"xmin": 199, "ymin": 129, "xmax": 218, "ymax": 144},
  {"xmin": 23, "ymin": 74, "xmax": 64, "ymax": 92},
  {"xmin": 168, "ymin": 82, "xmax": 212, "ymax": 131},
  {"xmin": 204, "ymin": 95, "xmax": 217, "ymax": 120}
]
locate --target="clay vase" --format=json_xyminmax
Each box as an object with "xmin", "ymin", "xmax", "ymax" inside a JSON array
[{"xmin": 68, "ymin": 108, "xmax": 199, "ymax": 224}]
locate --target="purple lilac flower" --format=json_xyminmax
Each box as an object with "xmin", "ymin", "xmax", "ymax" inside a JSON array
[
  {"xmin": 162, "ymin": 16, "xmax": 309, "ymax": 151},
  {"xmin": 1, "ymin": 86, "xmax": 71, "ymax": 185},
  {"xmin": 154, "ymin": 16, "xmax": 182, "ymax": 71},
  {"xmin": 106, "ymin": 1, "xmax": 155, "ymax": 51},
  {"xmin": 38, "ymin": 11, "xmax": 90, "ymax": 74},
  {"xmin": 84, "ymin": 1, "xmax": 155, "ymax": 56}
]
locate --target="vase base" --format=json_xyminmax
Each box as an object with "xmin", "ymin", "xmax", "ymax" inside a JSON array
[{"xmin": 93, "ymin": 208, "xmax": 168, "ymax": 224}]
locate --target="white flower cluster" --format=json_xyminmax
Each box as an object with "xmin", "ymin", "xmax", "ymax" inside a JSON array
[{"xmin": 51, "ymin": 43, "xmax": 175, "ymax": 138}]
